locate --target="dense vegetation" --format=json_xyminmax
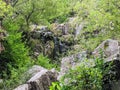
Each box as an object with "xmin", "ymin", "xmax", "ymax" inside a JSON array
[
  {"xmin": 50, "ymin": 57, "xmax": 114, "ymax": 90},
  {"xmin": 0, "ymin": 0, "xmax": 120, "ymax": 89}
]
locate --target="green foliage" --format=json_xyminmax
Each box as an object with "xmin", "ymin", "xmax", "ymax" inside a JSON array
[
  {"xmin": 68, "ymin": 0, "xmax": 120, "ymax": 51},
  {"xmin": 50, "ymin": 81, "xmax": 70, "ymax": 90},
  {"xmin": 2, "ymin": 18, "xmax": 31, "ymax": 67},
  {"xmin": 13, "ymin": 0, "xmax": 70, "ymax": 27},
  {"xmin": 0, "ymin": 18, "xmax": 32, "ymax": 89},
  {"xmin": 35, "ymin": 54, "xmax": 54, "ymax": 69},
  {"xmin": 50, "ymin": 58, "xmax": 111, "ymax": 90},
  {"xmin": 1, "ymin": 65, "xmax": 31, "ymax": 90},
  {"xmin": 0, "ymin": 0, "xmax": 12, "ymax": 17},
  {"xmin": 61, "ymin": 59, "xmax": 103, "ymax": 90},
  {"xmin": 50, "ymin": 82, "xmax": 61, "ymax": 90}
]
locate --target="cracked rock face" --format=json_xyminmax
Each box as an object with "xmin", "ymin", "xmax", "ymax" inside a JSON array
[
  {"xmin": 92, "ymin": 39, "xmax": 120, "ymax": 62},
  {"xmin": 14, "ymin": 66, "xmax": 58, "ymax": 90}
]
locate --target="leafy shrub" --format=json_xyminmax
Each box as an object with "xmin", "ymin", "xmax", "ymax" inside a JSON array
[
  {"xmin": 50, "ymin": 57, "xmax": 112, "ymax": 90},
  {"xmin": 50, "ymin": 82, "xmax": 61, "ymax": 90},
  {"xmin": 35, "ymin": 54, "xmax": 54, "ymax": 69},
  {"xmin": 62, "ymin": 59, "xmax": 103, "ymax": 90},
  {"xmin": 0, "ymin": 18, "xmax": 33, "ymax": 89}
]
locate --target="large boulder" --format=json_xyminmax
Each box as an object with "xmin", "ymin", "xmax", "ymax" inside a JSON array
[
  {"xmin": 27, "ymin": 70, "xmax": 57, "ymax": 90},
  {"xmin": 14, "ymin": 66, "xmax": 58, "ymax": 90},
  {"xmin": 92, "ymin": 39, "xmax": 120, "ymax": 62}
]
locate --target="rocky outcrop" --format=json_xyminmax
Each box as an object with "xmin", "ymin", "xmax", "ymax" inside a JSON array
[
  {"xmin": 58, "ymin": 39, "xmax": 120, "ymax": 90},
  {"xmin": 58, "ymin": 51, "xmax": 87, "ymax": 80},
  {"xmin": 14, "ymin": 39, "xmax": 120, "ymax": 90},
  {"xmin": 28, "ymin": 17, "xmax": 85, "ymax": 59},
  {"xmin": 59, "ymin": 39, "xmax": 120, "ymax": 77},
  {"xmin": 92, "ymin": 39, "xmax": 120, "ymax": 90},
  {"xmin": 29, "ymin": 25, "xmax": 55, "ymax": 58},
  {"xmin": 92, "ymin": 39, "xmax": 120, "ymax": 62},
  {"xmin": 28, "ymin": 70, "xmax": 57, "ymax": 90},
  {"xmin": 14, "ymin": 66, "xmax": 58, "ymax": 90},
  {"xmin": 29, "ymin": 24, "xmax": 74, "ymax": 59}
]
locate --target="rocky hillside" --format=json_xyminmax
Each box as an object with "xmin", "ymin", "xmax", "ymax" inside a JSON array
[
  {"xmin": 0, "ymin": 0, "xmax": 120, "ymax": 90},
  {"xmin": 13, "ymin": 39, "xmax": 120, "ymax": 90}
]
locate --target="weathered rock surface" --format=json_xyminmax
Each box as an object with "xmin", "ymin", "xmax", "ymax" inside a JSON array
[
  {"xmin": 74, "ymin": 22, "xmax": 84, "ymax": 37},
  {"xmin": 27, "ymin": 65, "xmax": 47, "ymax": 77},
  {"xmin": 14, "ymin": 66, "xmax": 58, "ymax": 90},
  {"xmin": 58, "ymin": 39, "xmax": 120, "ymax": 90},
  {"xmin": 28, "ymin": 17, "xmax": 85, "ymax": 59},
  {"xmin": 92, "ymin": 39, "xmax": 120, "ymax": 62},
  {"xmin": 58, "ymin": 51, "xmax": 87, "ymax": 80},
  {"xmin": 14, "ymin": 84, "xmax": 30, "ymax": 90},
  {"xmin": 14, "ymin": 39, "xmax": 120, "ymax": 90},
  {"xmin": 29, "ymin": 24, "xmax": 74, "ymax": 59},
  {"xmin": 28, "ymin": 70, "xmax": 57, "ymax": 90},
  {"xmin": 59, "ymin": 39, "xmax": 120, "ymax": 75}
]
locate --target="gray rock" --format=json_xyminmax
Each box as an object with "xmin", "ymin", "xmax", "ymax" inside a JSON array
[
  {"xmin": 27, "ymin": 70, "xmax": 58, "ymax": 90},
  {"xmin": 92, "ymin": 39, "xmax": 120, "ymax": 62},
  {"xmin": 27, "ymin": 65, "xmax": 47, "ymax": 77},
  {"xmin": 58, "ymin": 51, "xmax": 87, "ymax": 80},
  {"xmin": 105, "ymin": 51, "xmax": 120, "ymax": 62},
  {"xmin": 14, "ymin": 66, "xmax": 58, "ymax": 90},
  {"xmin": 74, "ymin": 23, "xmax": 84, "ymax": 37},
  {"xmin": 14, "ymin": 84, "xmax": 30, "ymax": 90}
]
